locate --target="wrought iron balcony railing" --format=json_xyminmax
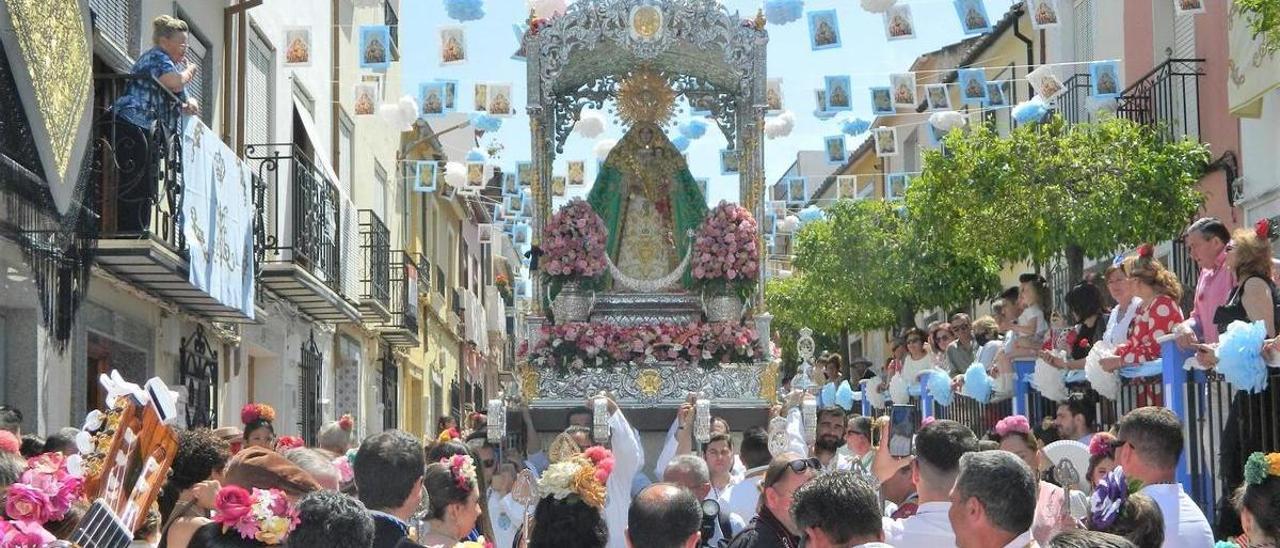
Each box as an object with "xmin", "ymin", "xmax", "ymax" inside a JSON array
[
  {"xmin": 380, "ymin": 250, "xmax": 421, "ymax": 348},
  {"xmin": 246, "ymin": 144, "xmax": 343, "ymax": 293},
  {"xmin": 1116, "ymin": 59, "xmax": 1204, "ymax": 143},
  {"xmin": 1057, "ymin": 72, "xmax": 1094, "ymax": 127},
  {"xmin": 92, "ymin": 73, "xmax": 185, "ymax": 251},
  {"xmin": 359, "ymin": 209, "xmax": 391, "ymax": 310}
]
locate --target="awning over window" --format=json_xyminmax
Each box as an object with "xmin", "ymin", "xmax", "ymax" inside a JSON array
[{"xmin": 1228, "ymin": 7, "xmax": 1280, "ymax": 118}]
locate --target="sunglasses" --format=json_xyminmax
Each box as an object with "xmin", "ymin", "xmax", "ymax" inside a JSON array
[
  {"xmin": 786, "ymin": 457, "xmax": 821, "ymax": 474},
  {"xmin": 1106, "ymin": 438, "xmax": 1128, "ymax": 451}
]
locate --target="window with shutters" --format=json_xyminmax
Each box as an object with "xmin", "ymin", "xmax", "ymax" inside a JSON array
[
  {"xmin": 384, "ymin": 1, "xmax": 400, "ymax": 62},
  {"xmin": 89, "ymin": 0, "xmax": 142, "ymax": 58},
  {"xmin": 374, "ymin": 162, "xmax": 388, "ymax": 222},
  {"xmin": 1173, "ymin": 10, "xmax": 1196, "ymax": 59},
  {"xmin": 177, "ymin": 12, "xmax": 214, "ymax": 126},
  {"xmin": 1073, "ymin": 0, "xmax": 1094, "ymax": 62},
  {"xmin": 338, "ymin": 111, "xmax": 354, "ymax": 195},
  {"xmin": 246, "ymin": 24, "xmax": 275, "ymax": 147}
]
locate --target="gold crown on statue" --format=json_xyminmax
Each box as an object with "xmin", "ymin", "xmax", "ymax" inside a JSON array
[{"xmin": 616, "ymin": 67, "xmax": 676, "ymax": 127}]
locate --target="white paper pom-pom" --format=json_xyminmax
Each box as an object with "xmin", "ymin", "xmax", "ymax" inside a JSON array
[
  {"xmin": 860, "ymin": 0, "xmax": 897, "ymax": 14},
  {"xmin": 929, "ymin": 110, "xmax": 968, "ymax": 134},
  {"xmin": 593, "ymin": 138, "xmax": 617, "ymax": 160},
  {"xmin": 1033, "ymin": 353, "xmax": 1072, "ymax": 402},
  {"xmin": 444, "ymin": 162, "xmax": 467, "ymax": 188},
  {"xmin": 1084, "ymin": 341, "xmax": 1121, "ymax": 401},
  {"xmin": 530, "ymin": 0, "xmax": 567, "ymax": 17},
  {"xmin": 864, "ymin": 379, "xmax": 887, "ymax": 409},
  {"xmin": 777, "ymin": 215, "xmax": 801, "ymax": 233},
  {"xmin": 397, "ymin": 94, "xmax": 419, "ymax": 128},
  {"xmin": 574, "ymin": 110, "xmax": 606, "ymax": 139},
  {"xmin": 765, "ymin": 110, "xmax": 795, "ymax": 139},
  {"xmin": 888, "ymin": 373, "xmax": 910, "ymax": 404}
]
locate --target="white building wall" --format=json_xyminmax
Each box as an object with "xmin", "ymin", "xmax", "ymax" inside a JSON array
[{"xmin": 1241, "ymin": 90, "xmax": 1280, "ymax": 224}]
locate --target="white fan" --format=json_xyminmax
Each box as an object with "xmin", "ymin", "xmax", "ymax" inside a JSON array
[{"xmin": 1043, "ymin": 440, "xmax": 1091, "ymax": 492}]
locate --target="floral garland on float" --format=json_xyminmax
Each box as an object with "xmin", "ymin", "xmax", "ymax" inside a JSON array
[
  {"xmin": 541, "ymin": 199, "xmax": 608, "ymax": 323},
  {"xmin": 691, "ymin": 202, "xmax": 760, "ymax": 312},
  {"xmin": 519, "ymin": 321, "xmax": 759, "ymax": 372}
]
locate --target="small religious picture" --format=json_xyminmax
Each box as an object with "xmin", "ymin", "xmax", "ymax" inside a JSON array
[
  {"xmin": 690, "ymin": 94, "xmax": 716, "ymax": 116},
  {"xmin": 870, "ymin": 87, "xmax": 895, "ymax": 115},
  {"xmin": 837, "ymin": 175, "xmax": 857, "ymax": 199},
  {"xmin": 813, "ymin": 89, "xmax": 828, "ymax": 113},
  {"xmin": 567, "ymin": 161, "xmax": 585, "ymax": 186},
  {"xmin": 874, "ymin": 127, "xmax": 899, "ymax": 157},
  {"xmin": 885, "ymin": 173, "xmax": 909, "ymax": 200},
  {"xmin": 958, "ymin": 69, "xmax": 988, "ymax": 103},
  {"xmin": 514, "ymin": 223, "xmax": 529, "ymax": 245},
  {"xmin": 986, "ymin": 81, "xmax": 1007, "ymax": 106},
  {"xmin": 925, "ymin": 84, "xmax": 951, "ymax": 110},
  {"xmin": 488, "ymin": 83, "xmax": 513, "ymax": 116},
  {"xmin": 808, "ymin": 10, "xmax": 842, "ymax": 51},
  {"xmin": 766, "ymin": 78, "xmax": 784, "ymax": 113},
  {"xmin": 516, "ymin": 161, "xmax": 533, "ymax": 187},
  {"xmin": 440, "ymin": 26, "xmax": 467, "ymax": 65},
  {"xmin": 439, "ymin": 80, "xmax": 458, "ymax": 112},
  {"xmin": 502, "ymin": 172, "xmax": 518, "ymax": 196},
  {"xmin": 824, "ymin": 135, "xmax": 846, "ymax": 165},
  {"xmin": 511, "ymin": 24, "xmax": 528, "ymax": 61},
  {"xmin": 786, "ymin": 177, "xmax": 807, "ymax": 205},
  {"xmin": 419, "ymin": 82, "xmax": 446, "ymax": 117},
  {"xmin": 883, "ymin": 4, "xmax": 916, "ymax": 41},
  {"xmin": 1174, "ymin": 0, "xmax": 1205, "ymax": 15},
  {"xmin": 824, "ymin": 76, "xmax": 852, "ymax": 111},
  {"xmin": 413, "ymin": 161, "xmax": 437, "ymax": 193},
  {"xmin": 953, "ymin": 0, "xmax": 992, "ymax": 35},
  {"xmin": 695, "ymin": 178, "xmax": 709, "ymax": 198},
  {"xmin": 1029, "ymin": 0, "xmax": 1060, "ymax": 30},
  {"xmin": 466, "ymin": 162, "xmax": 484, "ymax": 189},
  {"xmin": 359, "ymin": 25, "xmax": 391, "ymax": 70},
  {"xmin": 1027, "ymin": 65, "xmax": 1066, "ymax": 101},
  {"xmin": 505, "ymin": 193, "xmax": 525, "ymax": 215},
  {"xmin": 890, "ymin": 73, "xmax": 918, "ymax": 109},
  {"xmin": 284, "ymin": 27, "xmax": 311, "ymax": 66},
  {"xmin": 720, "ymin": 149, "xmax": 740, "ymax": 175},
  {"xmin": 354, "ymin": 83, "xmax": 377, "ymax": 116},
  {"xmin": 552, "ymin": 176, "xmax": 567, "ymax": 197},
  {"xmin": 764, "ymin": 212, "xmax": 776, "ymax": 235},
  {"xmin": 439, "ymin": 179, "xmax": 457, "ymax": 200},
  {"xmin": 492, "ymin": 204, "xmax": 506, "ymax": 221},
  {"xmin": 361, "ymin": 73, "xmax": 384, "ymax": 100},
  {"xmin": 474, "ymin": 83, "xmax": 488, "ymax": 112},
  {"xmin": 1090, "ymin": 61, "xmax": 1121, "ymax": 99}
]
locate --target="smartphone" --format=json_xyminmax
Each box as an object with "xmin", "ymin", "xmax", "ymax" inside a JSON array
[{"xmin": 889, "ymin": 404, "xmax": 916, "ymax": 457}]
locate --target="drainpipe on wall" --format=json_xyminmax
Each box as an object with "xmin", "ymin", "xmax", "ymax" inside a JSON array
[{"xmin": 1013, "ymin": 17, "xmax": 1035, "ymax": 103}]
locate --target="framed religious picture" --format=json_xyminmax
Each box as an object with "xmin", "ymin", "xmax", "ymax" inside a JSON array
[
  {"xmin": 361, "ymin": 73, "xmax": 385, "ymax": 101},
  {"xmin": 419, "ymin": 82, "xmax": 446, "ymax": 117},
  {"xmin": 488, "ymin": 83, "xmax": 514, "ymax": 116},
  {"xmin": 786, "ymin": 177, "xmax": 807, "ymax": 206},
  {"xmin": 440, "ymin": 178, "xmax": 457, "ymax": 200},
  {"xmin": 836, "ymin": 175, "xmax": 857, "ymax": 199},
  {"xmin": 466, "ymin": 162, "xmax": 485, "ymax": 190},
  {"xmin": 359, "ymin": 25, "xmax": 391, "ymax": 70},
  {"xmin": 953, "ymin": 0, "xmax": 992, "ymax": 35},
  {"xmin": 439, "ymin": 80, "xmax": 459, "ymax": 113},
  {"xmin": 808, "ymin": 10, "xmax": 842, "ymax": 51},
  {"xmin": 505, "ymin": 193, "xmax": 525, "ymax": 215},
  {"xmin": 514, "ymin": 223, "xmax": 529, "ymax": 245},
  {"xmin": 502, "ymin": 172, "xmax": 518, "ymax": 196},
  {"xmin": 885, "ymin": 173, "xmax": 909, "ymax": 200},
  {"xmin": 567, "ymin": 161, "xmax": 585, "ymax": 186},
  {"xmin": 824, "ymin": 75, "xmax": 852, "ymax": 112},
  {"xmin": 720, "ymin": 149, "xmax": 740, "ymax": 174},
  {"xmin": 824, "ymin": 135, "xmax": 846, "ymax": 165},
  {"xmin": 474, "ymin": 83, "xmax": 489, "ymax": 112},
  {"xmin": 883, "ymin": 4, "xmax": 916, "ymax": 41},
  {"xmin": 1090, "ymin": 61, "xmax": 1122, "ymax": 99},
  {"xmin": 440, "ymin": 26, "xmax": 467, "ymax": 65},
  {"xmin": 1174, "ymin": 0, "xmax": 1205, "ymax": 16},
  {"xmin": 414, "ymin": 161, "xmax": 437, "ymax": 193},
  {"xmin": 353, "ymin": 83, "xmax": 377, "ymax": 116},
  {"xmin": 1027, "ymin": 65, "xmax": 1066, "ymax": 101},
  {"xmin": 958, "ymin": 69, "xmax": 988, "ymax": 103},
  {"xmin": 1029, "ymin": 0, "xmax": 1060, "ymax": 30},
  {"xmin": 925, "ymin": 84, "xmax": 951, "ymax": 110},
  {"xmin": 870, "ymin": 87, "xmax": 895, "ymax": 115},
  {"xmin": 689, "ymin": 94, "xmax": 717, "ymax": 116},
  {"xmin": 873, "ymin": 127, "xmax": 899, "ymax": 157},
  {"xmin": 516, "ymin": 161, "xmax": 533, "ymax": 187},
  {"xmin": 284, "ymin": 27, "xmax": 312, "ymax": 66},
  {"xmin": 813, "ymin": 89, "xmax": 828, "ymax": 114},
  {"xmin": 985, "ymin": 81, "xmax": 1007, "ymax": 106},
  {"xmin": 890, "ymin": 73, "xmax": 918, "ymax": 109},
  {"xmin": 766, "ymin": 78, "xmax": 784, "ymax": 113},
  {"xmin": 763, "ymin": 212, "xmax": 776, "ymax": 236},
  {"xmin": 552, "ymin": 176, "xmax": 566, "ymax": 197}
]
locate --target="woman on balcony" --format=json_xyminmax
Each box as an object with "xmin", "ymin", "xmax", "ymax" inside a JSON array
[{"xmin": 109, "ymin": 15, "xmax": 200, "ymax": 232}]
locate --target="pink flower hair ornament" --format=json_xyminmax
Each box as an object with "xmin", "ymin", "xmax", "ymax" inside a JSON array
[
  {"xmin": 441, "ymin": 454, "xmax": 478, "ymax": 493},
  {"xmin": 994, "ymin": 415, "xmax": 1032, "ymax": 438},
  {"xmin": 1089, "ymin": 432, "xmax": 1118, "ymax": 459},
  {"xmin": 211, "ymin": 485, "xmax": 300, "ymax": 545}
]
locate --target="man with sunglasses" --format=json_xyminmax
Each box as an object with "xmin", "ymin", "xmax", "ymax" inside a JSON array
[
  {"xmin": 873, "ymin": 419, "xmax": 979, "ymax": 545},
  {"xmin": 945, "ymin": 313, "xmax": 979, "ymax": 376},
  {"xmin": 1115, "ymin": 407, "xmax": 1213, "ymax": 548},
  {"xmin": 725, "ymin": 453, "xmax": 818, "ymax": 548},
  {"xmin": 465, "ymin": 432, "xmax": 527, "ymax": 548}
]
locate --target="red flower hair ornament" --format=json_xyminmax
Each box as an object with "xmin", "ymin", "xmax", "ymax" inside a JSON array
[
  {"xmin": 241, "ymin": 403, "xmax": 277, "ymax": 425},
  {"xmin": 1257, "ymin": 218, "xmax": 1272, "ymax": 241},
  {"xmin": 1137, "ymin": 244, "xmax": 1154, "ymax": 259},
  {"xmin": 337, "ymin": 415, "xmax": 354, "ymax": 432}
]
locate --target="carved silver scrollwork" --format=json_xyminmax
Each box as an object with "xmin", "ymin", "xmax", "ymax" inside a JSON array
[{"xmin": 529, "ymin": 362, "xmax": 771, "ymax": 407}]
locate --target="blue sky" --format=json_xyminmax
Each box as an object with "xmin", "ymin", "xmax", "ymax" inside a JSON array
[{"xmin": 401, "ymin": 0, "xmax": 1018, "ymax": 206}]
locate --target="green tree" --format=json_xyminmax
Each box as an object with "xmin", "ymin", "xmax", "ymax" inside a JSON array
[{"xmin": 907, "ymin": 115, "xmax": 1210, "ymax": 282}]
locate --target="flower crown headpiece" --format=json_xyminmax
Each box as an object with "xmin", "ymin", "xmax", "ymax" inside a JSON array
[
  {"xmin": 1089, "ymin": 432, "xmax": 1118, "ymax": 459},
  {"xmin": 3, "ymin": 452, "xmax": 85, "ymax": 530},
  {"xmin": 442, "ymin": 454, "xmax": 478, "ymax": 493},
  {"xmin": 212, "ymin": 486, "xmax": 300, "ymax": 545},
  {"xmin": 1244, "ymin": 452, "xmax": 1280, "ymax": 486},
  {"xmin": 539, "ymin": 446, "xmax": 614, "ymax": 509},
  {"xmin": 275, "ymin": 436, "xmax": 305, "ymax": 452},
  {"xmin": 1090, "ymin": 466, "xmax": 1144, "ymax": 530},
  {"xmin": 1257, "ymin": 218, "xmax": 1273, "ymax": 241},
  {"xmin": 994, "ymin": 415, "xmax": 1031, "ymax": 438},
  {"xmin": 241, "ymin": 403, "xmax": 277, "ymax": 425},
  {"xmin": 337, "ymin": 414, "xmax": 354, "ymax": 432}
]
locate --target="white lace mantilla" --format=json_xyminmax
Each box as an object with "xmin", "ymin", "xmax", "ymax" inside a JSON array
[{"xmin": 605, "ymin": 245, "xmax": 691, "ymax": 292}]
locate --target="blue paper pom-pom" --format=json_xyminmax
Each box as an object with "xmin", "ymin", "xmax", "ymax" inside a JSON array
[
  {"xmin": 672, "ymin": 135, "xmax": 691, "ymax": 152},
  {"xmin": 465, "ymin": 148, "xmax": 487, "ymax": 162},
  {"xmin": 924, "ymin": 370, "xmax": 954, "ymax": 407},
  {"xmin": 1218, "ymin": 320, "xmax": 1270, "ymax": 394},
  {"xmin": 842, "ymin": 118, "xmax": 871, "ymax": 136},
  {"xmin": 471, "ymin": 113, "xmax": 502, "ymax": 132},
  {"xmin": 764, "ymin": 0, "xmax": 805, "ymax": 25},
  {"xmin": 444, "ymin": 0, "xmax": 485, "ymax": 22},
  {"xmin": 796, "ymin": 205, "xmax": 825, "ymax": 225},
  {"xmin": 1012, "ymin": 97, "xmax": 1049, "ymax": 125},
  {"xmin": 963, "ymin": 363, "xmax": 994, "ymax": 403},
  {"xmin": 678, "ymin": 118, "xmax": 708, "ymax": 140}
]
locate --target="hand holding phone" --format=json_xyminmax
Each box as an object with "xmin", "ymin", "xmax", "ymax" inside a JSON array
[{"xmin": 889, "ymin": 404, "xmax": 916, "ymax": 457}]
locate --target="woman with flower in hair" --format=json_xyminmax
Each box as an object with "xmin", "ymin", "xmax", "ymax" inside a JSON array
[
  {"xmin": 1086, "ymin": 467, "xmax": 1164, "ymax": 548},
  {"xmin": 241, "ymin": 404, "xmax": 277, "ymax": 451},
  {"xmin": 418, "ymin": 455, "xmax": 484, "ymax": 546},
  {"xmin": 1222, "ymin": 452, "xmax": 1280, "ymax": 547},
  {"xmin": 527, "ymin": 446, "xmax": 614, "ymax": 548},
  {"xmin": 315, "ymin": 414, "xmax": 354, "ymax": 458},
  {"xmin": 1100, "ymin": 246, "xmax": 1185, "ymax": 373},
  {"xmin": 991, "ymin": 415, "xmax": 1071, "ymax": 544},
  {"xmin": 1087, "ymin": 432, "xmax": 1119, "ymax": 486},
  {"xmin": 186, "ymin": 485, "xmax": 301, "ymax": 547}
]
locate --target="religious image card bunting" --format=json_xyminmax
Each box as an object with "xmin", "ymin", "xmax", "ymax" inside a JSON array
[
  {"xmin": 414, "ymin": 161, "xmax": 438, "ymax": 193},
  {"xmin": 1174, "ymin": 0, "xmax": 1205, "ymax": 15},
  {"xmin": 475, "ymin": 83, "xmax": 488, "ymax": 112},
  {"xmin": 837, "ymin": 175, "xmax": 856, "ymax": 199},
  {"xmin": 870, "ymin": 87, "xmax": 895, "ymax": 115},
  {"xmin": 824, "ymin": 76, "xmax": 852, "ymax": 112},
  {"xmin": 1030, "ymin": 0, "xmax": 1061, "ymax": 30},
  {"xmin": 420, "ymin": 82, "xmax": 447, "ymax": 117},
  {"xmin": 488, "ymin": 83, "xmax": 514, "ymax": 116},
  {"xmin": 354, "ymin": 83, "xmax": 377, "ymax": 116},
  {"xmin": 986, "ymin": 81, "xmax": 1008, "ymax": 106},
  {"xmin": 808, "ymin": 10, "xmax": 841, "ymax": 51},
  {"xmin": 568, "ymin": 161, "xmax": 586, "ymax": 186},
  {"xmin": 1090, "ymin": 61, "xmax": 1122, "ymax": 99},
  {"xmin": 511, "ymin": 24, "xmax": 528, "ymax": 61},
  {"xmin": 284, "ymin": 26, "xmax": 312, "ymax": 66},
  {"xmin": 890, "ymin": 73, "xmax": 918, "ymax": 109},
  {"xmin": 958, "ymin": 69, "xmax": 988, "ymax": 104},
  {"xmin": 786, "ymin": 176, "xmax": 807, "ymax": 206},
  {"xmin": 440, "ymin": 25, "xmax": 467, "ymax": 65},
  {"xmin": 813, "ymin": 89, "xmax": 833, "ymax": 118},
  {"xmin": 766, "ymin": 78, "xmax": 784, "ymax": 113},
  {"xmin": 503, "ymin": 172, "xmax": 518, "ymax": 196},
  {"xmin": 1027, "ymin": 65, "xmax": 1067, "ymax": 101},
  {"xmin": 552, "ymin": 175, "xmax": 567, "ymax": 197},
  {"xmin": 886, "ymin": 174, "xmax": 909, "ymax": 200},
  {"xmin": 925, "ymin": 84, "xmax": 951, "ymax": 111},
  {"xmin": 954, "ymin": 0, "xmax": 993, "ymax": 35},
  {"xmin": 883, "ymin": 4, "xmax": 916, "ymax": 41},
  {"xmin": 516, "ymin": 161, "xmax": 533, "ymax": 187},
  {"xmin": 466, "ymin": 162, "xmax": 485, "ymax": 192},
  {"xmin": 359, "ymin": 25, "xmax": 392, "ymax": 70},
  {"xmin": 438, "ymin": 79, "xmax": 459, "ymax": 113},
  {"xmin": 720, "ymin": 149, "xmax": 740, "ymax": 175},
  {"xmin": 874, "ymin": 127, "xmax": 899, "ymax": 158},
  {"xmin": 824, "ymin": 135, "xmax": 846, "ymax": 165}
]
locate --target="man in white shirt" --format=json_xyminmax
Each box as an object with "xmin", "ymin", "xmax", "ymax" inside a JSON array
[
  {"xmin": 1053, "ymin": 398, "xmax": 1097, "ymax": 447},
  {"xmin": 837, "ymin": 416, "xmax": 876, "ymax": 474},
  {"xmin": 948, "ymin": 451, "xmax": 1038, "ymax": 548},
  {"xmin": 813, "ymin": 407, "xmax": 852, "ymax": 471},
  {"xmin": 566, "ymin": 397, "xmax": 642, "ymax": 548},
  {"xmin": 1116, "ymin": 406, "xmax": 1214, "ymax": 548},
  {"xmin": 664, "ymin": 455, "xmax": 746, "ymax": 546},
  {"xmin": 721, "ymin": 426, "xmax": 772, "ymax": 524},
  {"xmin": 654, "ymin": 398, "xmax": 745, "ymax": 481},
  {"xmin": 792, "ymin": 471, "xmax": 893, "ymax": 548},
  {"xmin": 873, "ymin": 419, "xmax": 979, "ymax": 545}
]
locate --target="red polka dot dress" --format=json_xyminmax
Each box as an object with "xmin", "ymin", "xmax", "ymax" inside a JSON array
[{"xmin": 1115, "ymin": 294, "xmax": 1183, "ymax": 407}]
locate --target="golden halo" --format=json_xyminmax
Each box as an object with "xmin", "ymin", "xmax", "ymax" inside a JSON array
[{"xmin": 615, "ymin": 67, "xmax": 676, "ymax": 127}]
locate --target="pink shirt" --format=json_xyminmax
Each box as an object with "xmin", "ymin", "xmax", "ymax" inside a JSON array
[{"xmin": 1191, "ymin": 250, "xmax": 1235, "ymax": 344}]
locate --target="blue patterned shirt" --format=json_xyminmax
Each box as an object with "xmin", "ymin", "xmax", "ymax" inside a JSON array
[{"xmin": 112, "ymin": 47, "xmax": 185, "ymax": 129}]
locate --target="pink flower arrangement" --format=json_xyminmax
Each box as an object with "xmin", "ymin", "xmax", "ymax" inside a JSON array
[
  {"xmin": 275, "ymin": 436, "xmax": 305, "ymax": 452},
  {"xmin": 691, "ymin": 202, "xmax": 760, "ymax": 297},
  {"xmin": 6, "ymin": 452, "xmax": 84, "ymax": 523},
  {"xmin": 994, "ymin": 415, "xmax": 1032, "ymax": 438},
  {"xmin": 212, "ymin": 486, "xmax": 300, "ymax": 545},
  {"xmin": 519, "ymin": 320, "xmax": 759, "ymax": 371},
  {"xmin": 0, "ymin": 519, "xmax": 55, "ymax": 547},
  {"xmin": 541, "ymin": 199, "xmax": 608, "ymax": 282}
]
